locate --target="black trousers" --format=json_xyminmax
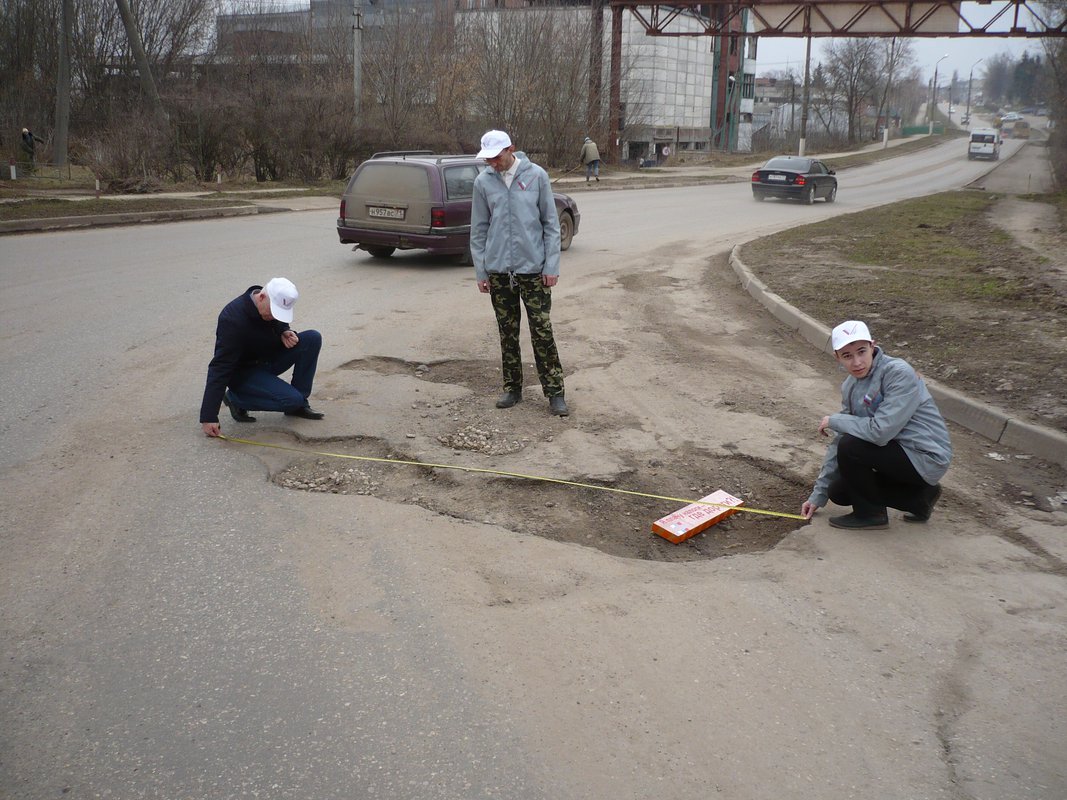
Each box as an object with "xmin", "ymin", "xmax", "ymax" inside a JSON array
[{"xmin": 828, "ymin": 434, "xmax": 933, "ymax": 516}]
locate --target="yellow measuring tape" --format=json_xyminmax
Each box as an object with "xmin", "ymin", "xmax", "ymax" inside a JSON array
[{"xmin": 219, "ymin": 435, "xmax": 807, "ymax": 521}]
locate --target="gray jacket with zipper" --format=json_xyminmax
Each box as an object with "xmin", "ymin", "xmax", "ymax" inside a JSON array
[
  {"xmin": 470, "ymin": 156, "xmax": 560, "ymax": 283},
  {"xmin": 807, "ymin": 347, "xmax": 952, "ymax": 508}
]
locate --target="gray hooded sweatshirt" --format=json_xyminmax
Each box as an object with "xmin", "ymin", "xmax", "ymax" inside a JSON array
[{"xmin": 807, "ymin": 347, "xmax": 952, "ymax": 508}]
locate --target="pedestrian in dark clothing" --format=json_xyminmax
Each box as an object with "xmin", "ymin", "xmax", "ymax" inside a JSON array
[
  {"xmin": 801, "ymin": 320, "xmax": 952, "ymax": 529},
  {"xmin": 20, "ymin": 128, "xmax": 43, "ymax": 162},
  {"xmin": 470, "ymin": 129, "xmax": 568, "ymax": 416},
  {"xmin": 200, "ymin": 278, "xmax": 324, "ymax": 437}
]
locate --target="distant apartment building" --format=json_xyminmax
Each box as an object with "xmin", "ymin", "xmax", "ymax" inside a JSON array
[{"xmin": 613, "ymin": 6, "xmax": 755, "ymax": 157}]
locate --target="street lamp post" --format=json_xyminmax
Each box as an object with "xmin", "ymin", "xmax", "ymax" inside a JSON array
[
  {"xmin": 965, "ymin": 58, "xmax": 983, "ymax": 127},
  {"xmin": 929, "ymin": 54, "xmax": 948, "ymax": 135}
]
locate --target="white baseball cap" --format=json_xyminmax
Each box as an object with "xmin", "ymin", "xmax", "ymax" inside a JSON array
[
  {"xmin": 264, "ymin": 277, "xmax": 298, "ymax": 323},
  {"xmin": 831, "ymin": 320, "xmax": 872, "ymax": 351},
  {"xmin": 477, "ymin": 130, "xmax": 512, "ymax": 159}
]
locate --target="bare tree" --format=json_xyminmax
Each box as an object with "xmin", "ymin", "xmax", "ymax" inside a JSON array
[
  {"xmin": 1038, "ymin": 2, "xmax": 1067, "ymax": 184},
  {"xmin": 872, "ymin": 38, "xmax": 913, "ymax": 138},
  {"xmin": 822, "ymin": 37, "xmax": 880, "ymax": 143},
  {"xmin": 362, "ymin": 6, "xmax": 438, "ymax": 148}
]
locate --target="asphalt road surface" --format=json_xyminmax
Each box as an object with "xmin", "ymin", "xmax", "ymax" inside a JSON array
[{"xmin": 2, "ymin": 135, "xmax": 1064, "ymax": 800}]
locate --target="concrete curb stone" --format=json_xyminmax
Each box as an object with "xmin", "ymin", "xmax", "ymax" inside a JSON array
[{"xmin": 729, "ymin": 244, "xmax": 1067, "ymax": 469}]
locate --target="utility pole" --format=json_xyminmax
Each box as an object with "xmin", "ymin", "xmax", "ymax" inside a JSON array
[
  {"xmin": 589, "ymin": 0, "xmax": 604, "ymax": 133},
  {"xmin": 352, "ymin": 0, "xmax": 363, "ymax": 117},
  {"xmin": 608, "ymin": 4, "xmax": 622, "ymax": 162},
  {"xmin": 929, "ymin": 54, "xmax": 947, "ymax": 135},
  {"xmin": 799, "ymin": 35, "xmax": 811, "ymax": 156},
  {"xmin": 54, "ymin": 0, "xmax": 73, "ymax": 166},
  {"xmin": 790, "ymin": 76, "xmax": 795, "ymax": 139},
  {"xmin": 115, "ymin": 0, "xmax": 167, "ymax": 121},
  {"xmin": 965, "ymin": 58, "xmax": 983, "ymax": 126}
]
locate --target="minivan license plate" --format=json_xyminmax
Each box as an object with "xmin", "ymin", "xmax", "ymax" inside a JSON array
[{"xmin": 368, "ymin": 206, "xmax": 404, "ymax": 219}]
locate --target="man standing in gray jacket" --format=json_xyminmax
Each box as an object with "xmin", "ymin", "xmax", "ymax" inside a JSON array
[
  {"xmin": 801, "ymin": 320, "xmax": 952, "ymax": 529},
  {"xmin": 470, "ymin": 129, "xmax": 568, "ymax": 416}
]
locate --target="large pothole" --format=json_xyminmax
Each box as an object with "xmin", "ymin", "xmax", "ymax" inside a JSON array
[{"xmin": 273, "ymin": 435, "xmax": 807, "ymax": 562}]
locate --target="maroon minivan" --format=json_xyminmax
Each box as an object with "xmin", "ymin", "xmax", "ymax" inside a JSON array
[{"xmin": 337, "ymin": 151, "xmax": 579, "ymax": 262}]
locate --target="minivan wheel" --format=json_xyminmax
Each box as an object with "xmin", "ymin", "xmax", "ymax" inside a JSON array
[
  {"xmin": 453, "ymin": 245, "xmax": 473, "ymax": 266},
  {"xmin": 559, "ymin": 212, "xmax": 574, "ymax": 251},
  {"xmin": 365, "ymin": 246, "xmax": 396, "ymax": 258}
]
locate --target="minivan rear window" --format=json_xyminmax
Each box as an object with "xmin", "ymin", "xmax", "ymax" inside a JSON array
[
  {"xmin": 971, "ymin": 134, "xmax": 995, "ymax": 144},
  {"xmin": 352, "ymin": 163, "xmax": 431, "ymax": 201}
]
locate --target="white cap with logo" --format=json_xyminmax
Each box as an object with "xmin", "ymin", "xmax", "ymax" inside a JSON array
[
  {"xmin": 476, "ymin": 130, "xmax": 512, "ymax": 159},
  {"xmin": 831, "ymin": 320, "xmax": 872, "ymax": 351},
  {"xmin": 264, "ymin": 277, "xmax": 298, "ymax": 323}
]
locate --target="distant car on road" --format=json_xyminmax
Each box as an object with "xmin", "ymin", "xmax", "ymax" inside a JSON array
[
  {"xmin": 336, "ymin": 151, "xmax": 580, "ymax": 262},
  {"xmin": 751, "ymin": 156, "xmax": 837, "ymax": 204}
]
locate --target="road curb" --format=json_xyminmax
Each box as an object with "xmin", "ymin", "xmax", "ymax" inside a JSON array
[
  {"xmin": 729, "ymin": 244, "xmax": 1067, "ymax": 468},
  {"xmin": 0, "ymin": 205, "xmax": 259, "ymax": 234}
]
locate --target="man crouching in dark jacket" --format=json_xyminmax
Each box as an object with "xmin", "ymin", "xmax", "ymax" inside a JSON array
[{"xmin": 200, "ymin": 278, "xmax": 324, "ymax": 437}]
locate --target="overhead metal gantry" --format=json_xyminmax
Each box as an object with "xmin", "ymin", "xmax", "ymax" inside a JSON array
[
  {"xmin": 615, "ymin": 0, "xmax": 1067, "ymax": 38},
  {"xmin": 597, "ymin": 0, "xmax": 1067, "ymax": 160}
]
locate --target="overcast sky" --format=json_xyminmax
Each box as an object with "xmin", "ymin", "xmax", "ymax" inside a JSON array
[{"xmin": 756, "ymin": 36, "xmax": 1040, "ymax": 81}]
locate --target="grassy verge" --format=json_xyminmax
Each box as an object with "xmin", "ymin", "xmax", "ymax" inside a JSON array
[
  {"xmin": 0, "ymin": 196, "xmax": 255, "ymax": 221},
  {"xmin": 739, "ymin": 190, "xmax": 1067, "ymax": 432}
]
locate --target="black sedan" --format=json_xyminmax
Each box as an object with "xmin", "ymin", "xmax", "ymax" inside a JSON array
[{"xmin": 751, "ymin": 156, "xmax": 837, "ymax": 204}]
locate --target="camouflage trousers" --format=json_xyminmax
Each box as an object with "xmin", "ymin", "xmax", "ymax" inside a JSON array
[{"xmin": 488, "ymin": 272, "xmax": 564, "ymax": 397}]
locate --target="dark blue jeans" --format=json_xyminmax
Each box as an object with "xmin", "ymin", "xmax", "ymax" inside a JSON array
[{"xmin": 227, "ymin": 330, "xmax": 321, "ymax": 412}]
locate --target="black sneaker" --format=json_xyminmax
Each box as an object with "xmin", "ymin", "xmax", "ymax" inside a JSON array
[
  {"xmin": 903, "ymin": 484, "xmax": 942, "ymax": 523},
  {"xmin": 223, "ymin": 391, "xmax": 255, "ymax": 423},
  {"xmin": 284, "ymin": 405, "xmax": 325, "ymax": 420},
  {"xmin": 495, "ymin": 391, "xmax": 522, "ymax": 409},
  {"xmin": 828, "ymin": 512, "xmax": 889, "ymax": 530}
]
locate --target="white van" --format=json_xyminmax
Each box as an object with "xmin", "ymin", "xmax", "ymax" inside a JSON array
[{"xmin": 968, "ymin": 128, "xmax": 1001, "ymax": 161}]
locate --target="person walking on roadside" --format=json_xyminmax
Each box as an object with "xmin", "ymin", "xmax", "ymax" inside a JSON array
[
  {"xmin": 579, "ymin": 136, "xmax": 600, "ymax": 183},
  {"xmin": 20, "ymin": 128, "xmax": 44, "ymax": 165},
  {"xmin": 200, "ymin": 278, "xmax": 324, "ymax": 437},
  {"xmin": 801, "ymin": 320, "xmax": 952, "ymax": 529},
  {"xmin": 471, "ymin": 129, "xmax": 568, "ymax": 416}
]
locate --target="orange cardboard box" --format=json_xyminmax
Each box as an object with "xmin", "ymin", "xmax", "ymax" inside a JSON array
[{"xmin": 652, "ymin": 490, "xmax": 744, "ymax": 544}]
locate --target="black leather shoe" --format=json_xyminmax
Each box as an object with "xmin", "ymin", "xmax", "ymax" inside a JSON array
[
  {"xmin": 549, "ymin": 395, "xmax": 569, "ymax": 416},
  {"xmin": 829, "ymin": 512, "xmax": 889, "ymax": 530},
  {"xmin": 223, "ymin": 392, "xmax": 256, "ymax": 423},
  {"xmin": 903, "ymin": 484, "xmax": 942, "ymax": 523},
  {"xmin": 284, "ymin": 405, "xmax": 325, "ymax": 420},
  {"xmin": 495, "ymin": 391, "xmax": 522, "ymax": 409}
]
